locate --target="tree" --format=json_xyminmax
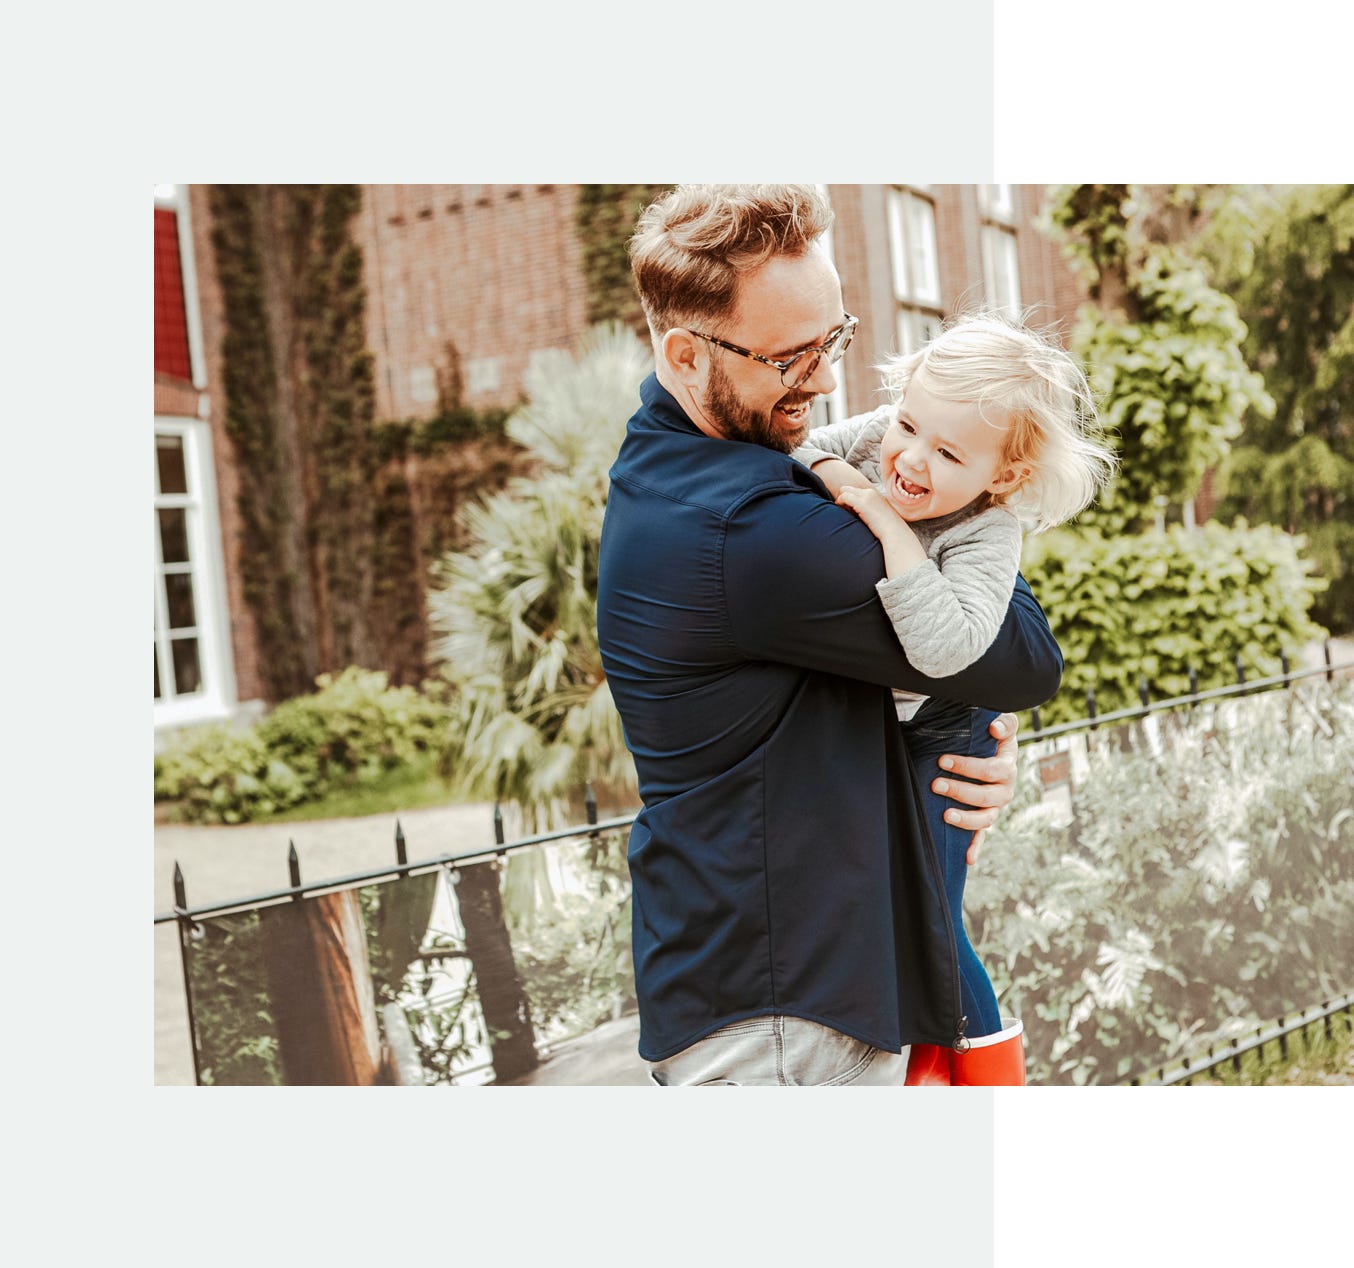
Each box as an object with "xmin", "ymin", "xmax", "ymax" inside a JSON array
[
  {"xmin": 1042, "ymin": 185, "xmax": 1273, "ymax": 533},
  {"xmin": 428, "ymin": 322, "xmax": 651, "ymax": 826},
  {"xmin": 1203, "ymin": 185, "xmax": 1354, "ymax": 633}
]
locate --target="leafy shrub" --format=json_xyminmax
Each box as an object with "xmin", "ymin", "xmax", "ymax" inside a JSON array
[
  {"xmin": 969, "ymin": 681, "xmax": 1354, "ymax": 1084},
  {"xmin": 1022, "ymin": 519, "xmax": 1327, "ymax": 725},
  {"xmin": 155, "ymin": 667, "xmax": 452, "ymax": 824}
]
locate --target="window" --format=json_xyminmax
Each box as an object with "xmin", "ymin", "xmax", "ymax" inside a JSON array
[
  {"xmin": 979, "ymin": 185, "xmax": 1022, "ymax": 318},
  {"xmin": 813, "ymin": 184, "xmax": 850, "ymax": 427},
  {"xmin": 887, "ymin": 187, "xmax": 943, "ymax": 357},
  {"xmin": 154, "ymin": 420, "xmax": 233, "ymax": 727}
]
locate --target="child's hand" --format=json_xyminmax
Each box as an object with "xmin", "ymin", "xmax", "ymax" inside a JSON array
[
  {"xmin": 836, "ymin": 485, "xmax": 928, "ymax": 577},
  {"xmin": 836, "ymin": 485, "xmax": 904, "ymax": 541}
]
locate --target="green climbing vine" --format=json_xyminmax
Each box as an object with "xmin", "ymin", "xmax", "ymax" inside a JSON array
[
  {"xmin": 207, "ymin": 184, "xmax": 313, "ymax": 701},
  {"xmin": 573, "ymin": 185, "xmax": 673, "ymax": 335}
]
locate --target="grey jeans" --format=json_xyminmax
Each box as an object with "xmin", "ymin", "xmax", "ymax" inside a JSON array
[{"xmin": 647, "ymin": 1015, "xmax": 909, "ymax": 1086}]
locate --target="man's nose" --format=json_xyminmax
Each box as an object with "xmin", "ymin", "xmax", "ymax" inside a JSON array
[{"xmin": 801, "ymin": 352, "xmax": 837, "ymax": 396}]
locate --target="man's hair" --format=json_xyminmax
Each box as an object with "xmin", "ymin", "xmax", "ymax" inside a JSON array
[
  {"xmin": 880, "ymin": 311, "xmax": 1118, "ymax": 532},
  {"xmin": 628, "ymin": 184, "xmax": 834, "ymax": 338}
]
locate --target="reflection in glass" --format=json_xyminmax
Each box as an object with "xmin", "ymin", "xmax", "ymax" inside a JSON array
[
  {"xmin": 171, "ymin": 636, "xmax": 201, "ymax": 695},
  {"xmin": 165, "ymin": 572, "xmax": 197, "ymax": 630},
  {"xmin": 181, "ymin": 833, "xmax": 641, "ymax": 1085},
  {"xmin": 156, "ymin": 434, "xmax": 188, "ymax": 495},
  {"xmin": 158, "ymin": 507, "xmax": 190, "ymax": 564}
]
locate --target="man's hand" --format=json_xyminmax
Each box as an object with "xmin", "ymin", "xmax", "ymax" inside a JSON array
[{"xmin": 933, "ymin": 712, "xmax": 1019, "ymax": 865}]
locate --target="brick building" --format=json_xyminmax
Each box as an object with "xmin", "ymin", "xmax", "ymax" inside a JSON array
[{"xmin": 153, "ymin": 183, "xmax": 1088, "ymax": 736}]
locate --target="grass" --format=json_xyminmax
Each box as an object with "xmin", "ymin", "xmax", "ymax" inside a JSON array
[
  {"xmin": 1185, "ymin": 1017, "xmax": 1354, "ymax": 1086},
  {"xmin": 157, "ymin": 757, "xmax": 470, "ymax": 827}
]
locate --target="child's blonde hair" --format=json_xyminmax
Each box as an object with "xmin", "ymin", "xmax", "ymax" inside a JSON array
[{"xmin": 880, "ymin": 310, "xmax": 1117, "ymax": 532}]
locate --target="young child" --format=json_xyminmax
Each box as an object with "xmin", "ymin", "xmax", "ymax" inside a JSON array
[{"xmin": 793, "ymin": 310, "xmax": 1116, "ymax": 1085}]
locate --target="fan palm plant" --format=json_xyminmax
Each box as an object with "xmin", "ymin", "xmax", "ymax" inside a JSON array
[{"xmin": 428, "ymin": 322, "xmax": 651, "ymax": 830}]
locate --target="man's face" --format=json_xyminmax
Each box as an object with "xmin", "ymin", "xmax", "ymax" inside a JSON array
[{"xmin": 696, "ymin": 246, "xmax": 846, "ymax": 454}]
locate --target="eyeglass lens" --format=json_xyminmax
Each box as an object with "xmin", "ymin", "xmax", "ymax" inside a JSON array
[{"xmin": 782, "ymin": 321, "xmax": 854, "ymax": 389}]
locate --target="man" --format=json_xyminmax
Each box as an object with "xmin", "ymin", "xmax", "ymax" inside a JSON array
[{"xmin": 597, "ymin": 185, "xmax": 1062, "ymax": 1086}]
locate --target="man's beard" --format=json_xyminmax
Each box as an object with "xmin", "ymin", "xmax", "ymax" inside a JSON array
[{"xmin": 703, "ymin": 356, "xmax": 814, "ymax": 454}]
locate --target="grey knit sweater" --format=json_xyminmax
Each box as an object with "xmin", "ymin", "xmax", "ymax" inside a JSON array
[{"xmin": 793, "ymin": 405, "xmax": 1023, "ymax": 719}]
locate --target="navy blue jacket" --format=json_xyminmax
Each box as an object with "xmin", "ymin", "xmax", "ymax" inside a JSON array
[{"xmin": 597, "ymin": 375, "xmax": 1062, "ymax": 1061}]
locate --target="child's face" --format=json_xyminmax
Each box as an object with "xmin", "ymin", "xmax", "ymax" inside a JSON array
[{"xmin": 878, "ymin": 372, "xmax": 1025, "ymax": 522}]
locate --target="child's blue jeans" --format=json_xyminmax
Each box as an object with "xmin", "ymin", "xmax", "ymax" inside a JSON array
[{"xmin": 900, "ymin": 697, "xmax": 1003, "ymax": 1039}]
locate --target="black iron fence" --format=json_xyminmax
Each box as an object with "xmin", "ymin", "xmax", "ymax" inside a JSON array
[
  {"xmin": 156, "ymin": 648, "xmax": 1353, "ymax": 1086},
  {"xmin": 1129, "ymin": 992, "xmax": 1354, "ymax": 1086}
]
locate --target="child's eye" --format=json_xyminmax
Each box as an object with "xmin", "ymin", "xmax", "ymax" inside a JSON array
[
  {"xmin": 939, "ymin": 449, "xmax": 960, "ymax": 463},
  {"xmin": 897, "ymin": 420, "xmax": 916, "ymax": 435}
]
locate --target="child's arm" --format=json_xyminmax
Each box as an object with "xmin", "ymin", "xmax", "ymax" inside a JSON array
[
  {"xmin": 809, "ymin": 456, "xmax": 876, "ymax": 498},
  {"xmin": 838, "ymin": 497, "xmax": 1024, "ymax": 679},
  {"xmin": 834, "ymin": 484, "xmax": 929, "ymax": 575}
]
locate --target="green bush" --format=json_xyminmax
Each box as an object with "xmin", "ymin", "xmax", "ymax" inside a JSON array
[
  {"xmin": 969, "ymin": 681, "xmax": 1354, "ymax": 1084},
  {"xmin": 155, "ymin": 667, "xmax": 452, "ymax": 824},
  {"xmin": 1022, "ymin": 519, "xmax": 1327, "ymax": 725}
]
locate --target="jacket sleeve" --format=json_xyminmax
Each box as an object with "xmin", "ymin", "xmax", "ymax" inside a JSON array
[
  {"xmin": 876, "ymin": 511, "xmax": 1023, "ymax": 677},
  {"xmin": 789, "ymin": 406, "xmax": 890, "ymax": 471},
  {"xmin": 722, "ymin": 486, "xmax": 1061, "ymax": 712}
]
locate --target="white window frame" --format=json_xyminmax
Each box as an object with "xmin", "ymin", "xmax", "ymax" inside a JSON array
[
  {"xmin": 154, "ymin": 417, "xmax": 236, "ymax": 730},
  {"xmin": 979, "ymin": 185, "xmax": 1022, "ymax": 318},
  {"xmin": 813, "ymin": 184, "xmax": 850, "ymax": 427},
  {"xmin": 981, "ymin": 224, "xmax": 1022, "ymax": 318},
  {"xmin": 887, "ymin": 187, "xmax": 943, "ymax": 359}
]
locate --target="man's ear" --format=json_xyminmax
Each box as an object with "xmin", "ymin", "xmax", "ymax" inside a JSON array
[
  {"xmin": 988, "ymin": 462, "xmax": 1033, "ymax": 495},
  {"xmin": 659, "ymin": 327, "xmax": 706, "ymax": 388}
]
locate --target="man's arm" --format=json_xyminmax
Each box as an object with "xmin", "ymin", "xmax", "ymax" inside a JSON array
[{"xmin": 723, "ymin": 489, "xmax": 1061, "ymax": 713}]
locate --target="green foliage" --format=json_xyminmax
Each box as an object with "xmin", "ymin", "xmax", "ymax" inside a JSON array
[
  {"xmin": 1044, "ymin": 186, "xmax": 1274, "ymax": 532},
  {"xmin": 428, "ymin": 322, "xmax": 652, "ymax": 824},
  {"xmin": 1022, "ymin": 520, "xmax": 1326, "ymax": 725},
  {"xmin": 1208, "ymin": 184, "xmax": 1354, "ymax": 632},
  {"xmin": 508, "ymin": 834, "xmax": 635, "ymax": 1042},
  {"xmin": 207, "ymin": 185, "xmax": 313, "ymax": 700},
  {"xmin": 573, "ymin": 185, "xmax": 673, "ymax": 335},
  {"xmin": 372, "ymin": 404, "xmax": 515, "ymax": 463},
  {"xmin": 185, "ymin": 911, "xmax": 282, "ymax": 1086},
  {"xmin": 1043, "ymin": 183, "xmax": 1134, "ymax": 292},
  {"xmin": 155, "ymin": 667, "xmax": 453, "ymax": 823},
  {"xmin": 969, "ymin": 682, "xmax": 1354, "ymax": 1085}
]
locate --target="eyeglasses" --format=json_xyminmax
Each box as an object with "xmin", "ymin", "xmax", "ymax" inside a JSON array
[{"xmin": 688, "ymin": 313, "xmax": 858, "ymax": 389}]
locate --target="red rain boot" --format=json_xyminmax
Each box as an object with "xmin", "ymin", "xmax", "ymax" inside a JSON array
[
  {"xmin": 903, "ymin": 1042, "xmax": 952, "ymax": 1086},
  {"xmin": 949, "ymin": 1018, "xmax": 1025, "ymax": 1086}
]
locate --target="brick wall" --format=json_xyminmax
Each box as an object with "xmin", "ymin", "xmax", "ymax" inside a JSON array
[
  {"xmin": 354, "ymin": 184, "xmax": 593, "ymax": 419},
  {"xmin": 184, "ymin": 184, "xmax": 266, "ymax": 706}
]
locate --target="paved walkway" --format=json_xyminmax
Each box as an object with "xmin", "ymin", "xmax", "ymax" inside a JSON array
[{"xmin": 154, "ymin": 799, "xmax": 649, "ymax": 1085}]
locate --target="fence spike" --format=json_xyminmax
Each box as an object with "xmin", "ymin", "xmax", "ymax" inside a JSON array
[
  {"xmin": 288, "ymin": 840, "xmax": 301, "ymax": 896},
  {"xmin": 1138, "ymin": 677, "xmax": 1150, "ymax": 707},
  {"xmin": 1085, "ymin": 687, "xmax": 1097, "ymax": 730},
  {"xmin": 493, "ymin": 802, "xmax": 505, "ymax": 846},
  {"xmin": 173, "ymin": 861, "xmax": 187, "ymax": 911},
  {"xmin": 395, "ymin": 819, "xmax": 407, "ymax": 869},
  {"xmin": 1189, "ymin": 666, "xmax": 1198, "ymax": 698},
  {"xmin": 1030, "ymin": 706, "xmax": 1041, "ymax": 735},
  {"xmin": 585, "ymin": 782, "xmax": 598, "ymax": 826},
  {"xmin": 1234, "ymin": 654, "xmax": 1246, "ymax": 685},
  {"xmin": 1325, "ymin": 637, "xmax": 1334, "ymax": 683},
  {"xmin": 1280, "ymin": 649, "xmax": 1290, "ymax": 683}
]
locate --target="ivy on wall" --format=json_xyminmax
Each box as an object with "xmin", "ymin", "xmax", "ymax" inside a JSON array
[
  {"xmin": 209, "ymin": 186, "xmax": 528, "ymax": 700},
  {"xmin": 573, "ymin": 185, "xmax": 672, "ymax": 336},
  {"xmin": 207, "ymin": 185, "xmax": 315, "ymax": 701}
]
